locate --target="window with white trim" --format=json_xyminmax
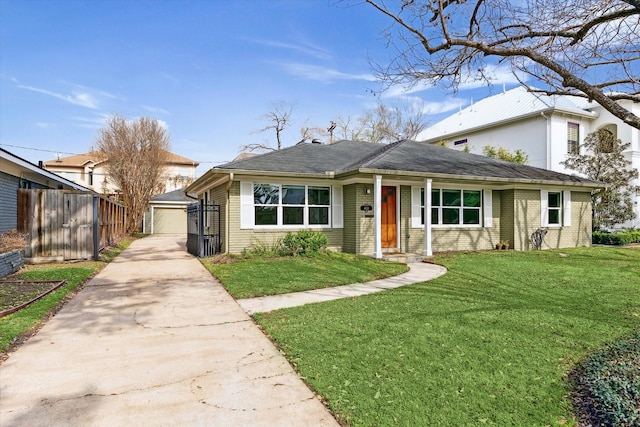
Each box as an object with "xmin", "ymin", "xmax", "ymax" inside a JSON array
[
  {"xmin": 567, "ymin": 123, "xmax": 580, "ymax": 154},
  {"xmin": 253, "ymin": 183, "xmax": 331, "ymax": 227},
  {"xmin": 547, "ymin": 191, "xmax": 562, "ymax": 225},
  {"xmin": 419, "ymin": 188, "xmax": 482, "ymax": 226},
  {"xmin": 541, "ymin": 190, "xmax": 571, "ymax": 227}
]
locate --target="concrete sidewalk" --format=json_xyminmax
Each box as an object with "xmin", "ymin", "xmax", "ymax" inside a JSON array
[
  {"xmin": 0, "ymin": 235, "xmax": 338, "ymax": 427},
  {"xmin": 238, "ymin": 262, "xmax": 447, "ymax": 315}
]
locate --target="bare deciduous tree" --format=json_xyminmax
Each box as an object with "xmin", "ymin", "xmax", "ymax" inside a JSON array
[
  {"xmin": 299, "ymin": 121, "xmax": 329, "ymax": 143},
  {"xmin": 353, "ymin": 101, "xmax": 429, "ymax": 143},
  {"xmin": 360, "ymin": 0, "xmax": 640, "ymax": 129},
  {"xmin": 242, "ymin": 101, "xmax": 294, "ymax": 153},
  {"xmin": 302, "ymin": 101, "xmax": 429, "ymax": 144},
  {"xmin": 94, "ymin": 114, "xmax": 170, "ymax": 234},
  {"xmin": 333, "ymin": 115, "xmax": 368, "ymax": 141}
]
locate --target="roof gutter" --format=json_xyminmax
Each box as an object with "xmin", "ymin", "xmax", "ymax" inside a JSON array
[
  {"xmin": 352, "ymin": 168, "xmax": 604, "ymax": 190},
  {"xmin": 541, "ymin": 111, "xmax": 552, "ymax": 169},
  {"xmin": 213, "ymin": 168, "xmax": 335, "ymax": 179},
  {"xmin": 1, "ymin": 148, "xmax": 92, "ymax": 192},
  {"xmin": 423, "ymin": 106, "xmax": 598, "ymax": 143}
]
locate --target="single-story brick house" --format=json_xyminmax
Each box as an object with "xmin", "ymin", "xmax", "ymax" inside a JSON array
[{"xmin": 186, "ymin": 139, "xmax": 601, "ymax": 257}]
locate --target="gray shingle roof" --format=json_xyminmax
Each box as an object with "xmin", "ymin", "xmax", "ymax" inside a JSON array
[
  {"xmin": 349, "ymin": 140, "xmax": 598, "ymax": 184},
  {"xmin": 215, "ymin": 139, "xmax": 600, "ymax": 187},
  {"xmin": 220, "ymin": 140, "xmax": 382, "ymax": 174},
  {"xmin": 150, "ymin": 188, "xmax": 195, "ymax": 202}
]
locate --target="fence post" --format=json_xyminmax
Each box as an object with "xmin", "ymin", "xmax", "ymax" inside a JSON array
[
  {"xmin": 198, "ymin": 199, "xmax": 205, "ymax": 257},
  {"xmin": 92, "ymin": 195, "xmax": 99, "ymax": 261}
]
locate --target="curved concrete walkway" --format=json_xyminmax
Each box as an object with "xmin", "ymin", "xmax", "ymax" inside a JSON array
[{"xmin": 238, "ymin": 262, "xmax": 447, "ymax": 315}]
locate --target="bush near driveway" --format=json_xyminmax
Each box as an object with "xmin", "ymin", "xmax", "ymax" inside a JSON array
[{"xmin": 255, "ymin": 247, "xmax": 640, "ymax": 426}]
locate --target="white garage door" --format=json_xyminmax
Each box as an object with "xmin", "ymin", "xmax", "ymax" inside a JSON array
[{"xmin": 153, "ymin": 207, "xmax": 187, "ymax": 234}]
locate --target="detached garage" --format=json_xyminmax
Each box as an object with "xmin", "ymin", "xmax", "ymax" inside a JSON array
[{"xmin": 143, "ymin": 189, "xmax": 195, "ymax": 234}]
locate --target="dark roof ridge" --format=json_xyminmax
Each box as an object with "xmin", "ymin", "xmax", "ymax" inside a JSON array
[
  {"xmin": 339, "ymin": 139, "xmax": 409, "ymax": 172},
  {"xmin": 221, "ymin": 142, "xmax": 315, "ymax": 168}
]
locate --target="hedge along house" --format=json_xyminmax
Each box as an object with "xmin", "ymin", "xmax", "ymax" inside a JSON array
[{"xmin": 186, "ymin": 139, "xmax": 602, "ymax": 258}]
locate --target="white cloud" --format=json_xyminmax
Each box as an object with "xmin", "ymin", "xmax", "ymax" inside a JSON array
[
  {"xmin": 35, "ymin": 122, "xmax": 55, "ymax": 128},
  {"xmin": 250, "ymin": 38, "xmax": 332, "ymax": 60},
  {"xmin": 457, "ymin": 63, "xmax": 525, "ymax": 90},
  {"xmin": 381, "ymin": 80, "xmax": 435, "ymax": 99},
  {"xmin": 71, "ymin": 113, "xmax": 112, "ymax": 129},
  {"xmin": 421, "ymin": 98, "xmax": 465, "ymax": 115},
  {"xmin": 17, "ymin": 84, "xmax": 99, "ymax": 108},
  {"xmin": 13, "ymin": 79, "xmax": 122, "ymax": 111},
  {"xmin": 141, "ymin": 105, "xmax": 170, "ymax": 115},
  {"xmin": 282, "ymin": 63, "xmax": 376, "ymax": 82},
  {"xmin": 72, "ymin": 114, "xmax": 169, "ymax": 131},
  {"xmin": 379, "ymin": 63, "xmax": 526, "ymax": 99}
]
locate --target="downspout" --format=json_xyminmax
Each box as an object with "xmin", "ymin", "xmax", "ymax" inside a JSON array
[
  {"xmin": 541, "ymin": 112, "xmax": 551, "ymax": 170},
  {"xmin": 423, "ymin": 178, "xmax": 433, "ymax": 256},
  {"xmin": 92, "ymin": 195, "xmax": 99, "ymax": 261},
  {"xmin": 150, "ymin": 206, "xmax": 155, "ymax": 234},
  {"xmin": 224, "ymin": 172, "xmax": 233, "ymax": 254},
  {"xmin": 373, "ymin": 175, "xmax": 383, "ymax": 259}
]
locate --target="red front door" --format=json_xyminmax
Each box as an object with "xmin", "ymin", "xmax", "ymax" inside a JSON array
[{"xmin": 381, "ymin": 186, "xmax": 397, "ymax": 248}]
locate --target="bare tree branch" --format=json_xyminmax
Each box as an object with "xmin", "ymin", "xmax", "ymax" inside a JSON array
[
  {"xmin": 254, "ymin": 101, "xmax": 294, "ymax": 150},
  {"xmin": 93, "ymin": 114, "xmax": 170, "ymax": 234},
  {"xmin": 361, "ymin": 0, "xmax": 640, "ymax": 129},
  {"xmin": 239, "ymin": 143, "xmax": 276, "ymax": 153}
]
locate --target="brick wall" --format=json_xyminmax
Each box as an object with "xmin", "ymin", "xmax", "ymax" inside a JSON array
[
  {"xmin": 509, "ymin": 189, "xmax": 592, "ymax": 250},
  {"xmin": 403, "ymin": 186, "xmax": 502, "ymax": 253},
  {"xmin": 342, "ymin": 184, "xmax": 357, "ymax": 253},
  {"xmin": 226, "ymin": 181, "xmax": 343, "ymax": 254},
  {"xmin": 541, "ymin": 191, "xmax": 592, "ymax": 249}
]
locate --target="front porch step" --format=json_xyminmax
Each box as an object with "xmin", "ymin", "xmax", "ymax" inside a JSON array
[{"xmin": 382, "ymin": 253, "xmax": 425, "ymax": 264}]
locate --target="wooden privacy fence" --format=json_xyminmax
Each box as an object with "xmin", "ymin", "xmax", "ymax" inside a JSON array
[{"xmin": 18, "ymin": 189, "xmax": 125, "ymax": 262}]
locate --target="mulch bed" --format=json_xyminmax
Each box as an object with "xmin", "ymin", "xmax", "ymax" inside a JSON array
[{"xmin": 0, "ymin": 280, "xmax": 67, "ymax": 317}]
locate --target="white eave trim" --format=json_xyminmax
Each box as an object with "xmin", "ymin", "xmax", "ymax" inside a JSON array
[
  {"xmin": 353, "ymin": 168, "xmax": 604, "ymax": 190},
  {"xmin": 421, "ymin": 106, "xmax": 599, "ymax": 143},
  {"xmin": 1, "ymin": 149, "xmax": 92, "ymax": 191}
]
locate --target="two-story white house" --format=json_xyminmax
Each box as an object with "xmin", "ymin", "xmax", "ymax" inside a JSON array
[
  {"xmin": 417, "ymin": 86, "xmax": 640, "ymax": 228},
  {"xmin": 44, "ymin": 151, "xmax": 199, "ymax": 196}
]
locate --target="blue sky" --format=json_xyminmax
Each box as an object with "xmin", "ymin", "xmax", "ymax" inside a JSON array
[{"xmin": 0, "ymin": 0, "xmax": 520, "ymax": 176}]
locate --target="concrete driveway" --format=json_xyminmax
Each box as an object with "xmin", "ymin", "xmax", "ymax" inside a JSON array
[{"xmin": 0, "ymin": 235, "xmax": 338, "ymax": 427}]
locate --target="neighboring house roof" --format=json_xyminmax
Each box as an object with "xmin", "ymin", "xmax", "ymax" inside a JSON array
[
  {"xmin": 191, "ymin": 139, "xmax": 601, "ymax": 189},
  {"xmin": 233, "ymin": 152, "xmax": 257, "ymax": 161},
  {"xmin": 0, "ymin": 148, "xmax": 93, "ymax": 191},
  {"xmin": 417, "ymin": 86, "xmax": 599, "ymax": 141},
  {"xmin": 44, "ymin": 150, "xmax": 198, "ymax": 167},
  {"xmin": 165, "ymin": 152, "xmax": 199, "ymax": 166},
  {"xmin": 43, "ymin": 153, "xmax": 104, "ymax": 168},
  {"xmin": 150, "ymin": 188, "xmax": 196, "ymax": 203}
]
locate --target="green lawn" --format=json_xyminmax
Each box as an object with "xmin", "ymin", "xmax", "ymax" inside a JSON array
[
  {"xmin": 202, "ymin": 252, "xmax": 408, "ymax": 299},
  {"xmin": 0, "ymin": 239, "xmax": 132, "ymax": 354},
  {"xmin": 254, "ymin": 247, "xmax": 640, "ymax": 426}
]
